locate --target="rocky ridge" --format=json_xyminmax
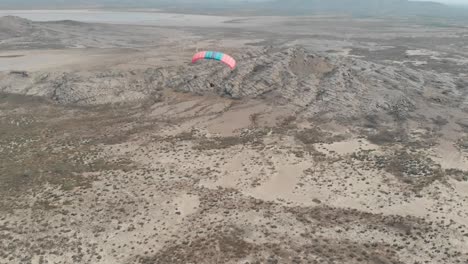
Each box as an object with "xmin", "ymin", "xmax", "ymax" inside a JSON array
[{"xmin": 2, "ymin": 46, "xmax": 466, "ymax": 127}]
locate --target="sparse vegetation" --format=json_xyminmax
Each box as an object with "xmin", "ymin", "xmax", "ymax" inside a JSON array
[
  {"xmin": 363, "ymin": 114, "xmax": 380, "ymax": 129},
  {"xmin": 139, "ymin": 226, "xmax": 254, "ymax": 264},
  {"xmin": 194, "ymin": 132, "xmax": 265, "ymax": 150},
  {"xmin": 0, "ymin": 95, "xmax": 136, "ymax": 205},
  {"xmin": 249, "ymin": 112, "xmax": 261, "ymax": 126},
  {"xmin": 457, "ymin": 136, "xmax": 468, "ymax": 151},
  {"xmin": 367, "ymin": 127, "xmax": 407, "ymax": 145},
  {"xmin": 445, "ymin": 168, "xmax": 468, "ymax": 182},
  {"xmin": 353, "ymin": 149, "xmax": 447, "ymax": 192},
  {"xmin": 295, "ymin": 127, "xmax": 326, "ymax": 145},
  {"xmin": 431, "ymin": 116, "xmax": 449, "ymax": 128},
  {"xmin": 294, "ymin": 127, "xmax": 344, "ymax": 145}
]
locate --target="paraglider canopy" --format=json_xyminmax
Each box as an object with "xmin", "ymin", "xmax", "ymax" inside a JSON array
[{"xmin": 192, "ymin": 51, "xmax": 236, "ymax": 70}]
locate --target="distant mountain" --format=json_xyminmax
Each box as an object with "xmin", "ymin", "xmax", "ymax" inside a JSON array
[
  {"xmin": 262, "ymin": 0, "xmax": 455, "ymax": 16},
  {"xmin": 0, "ymin": 0, "xmax": 241, "ymax": 9},
  {"xmin": 0, "ymin": 0, "xmax": 467, "ymax": 19}
]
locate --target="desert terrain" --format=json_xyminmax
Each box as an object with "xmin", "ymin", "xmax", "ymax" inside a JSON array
[{"xmin": 0, "ymin": 11, "xmax": 467, "ymax": 264}]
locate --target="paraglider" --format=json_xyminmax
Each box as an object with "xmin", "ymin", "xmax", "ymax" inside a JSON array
[{"xmin": 192, "ymin": 51, "xmax": 236, "ymax": 70}]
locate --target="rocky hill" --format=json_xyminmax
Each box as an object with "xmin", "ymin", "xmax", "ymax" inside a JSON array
[
  {"xmin": 0, "ymin": 16, "xmax": 37, "ymax": 39},
  {"xmin": 173, "ymin": 46, "xmax": 466, "ymax": 122},
  {"xmin": 4, "ymin": 45, "xmax": 465, "ymax": 131},
  {"xmin": 0, "ymin": 16, "xmax": 68, "ymax": 49}
]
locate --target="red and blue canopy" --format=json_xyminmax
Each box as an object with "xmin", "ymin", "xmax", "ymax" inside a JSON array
[{"xmin": 192, "ymin": 51, "xmax": 236, "ymax": 70}]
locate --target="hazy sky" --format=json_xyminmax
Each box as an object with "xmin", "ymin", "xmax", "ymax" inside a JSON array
[{"xmin": 413, "ymin": 0, "xmax": 467, "ymax": 5}]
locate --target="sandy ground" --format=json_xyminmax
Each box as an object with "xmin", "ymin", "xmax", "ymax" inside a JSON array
[{"xmin": 0, "ymin": 13, "xmax": 467, "ymax": 264}]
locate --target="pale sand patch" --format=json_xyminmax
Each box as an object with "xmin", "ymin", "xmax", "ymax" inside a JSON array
[
  {"xmin": 406, "ymin": 49, "xmax": 440, "ymax": 56},
  {"xmin": 199, "ymin": 147, "xmax": 267, "ymax": 189},
  {"xmin": 454, "ymin": 181, "xmax": 468, "ymax": 195},
  {"xmin": 172, "ymin": 193, "xmax": 200, "ymax": 218},
  {"xmin": 205, "ymin": 101, "xmax": 269, "ymax": 136},
  {"xmin": 148, "ymin": 93, "xmax": 235, "ymax": 136},
  {"xmin": 247, "ymin": 158, "xmax": 310, "ymax": 204},
  {"xmin": 316, "ymin": 138, "xmax": 379, "ymax": 155},
  {"xmin": 214, "ymin": 152, "xmax": 247, "ymax": 188},
  {"xmin": 254, "ymin": 106, "xmax": 296, "ymax": 127},
  {"xmin": 383, "ymin": 182, "xmax": 468, "ymax": 227},
  {"xmin": 431, "ymin": 139, "xmax": 468, "ymax": 170},
  {"xmin": 389, "ymin": 60, "xmax": 428, "ymax": 66},
  {"xmin": 0, "ymin": 48, "xmax": 139, "ymax": 72}
]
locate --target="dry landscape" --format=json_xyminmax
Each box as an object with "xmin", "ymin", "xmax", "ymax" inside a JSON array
[{"xmin": 0, "ymin": 12, "xmax": 467, "ymax": 264}]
